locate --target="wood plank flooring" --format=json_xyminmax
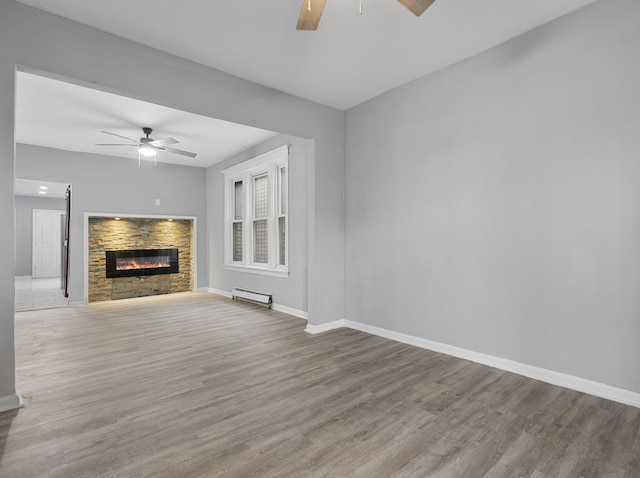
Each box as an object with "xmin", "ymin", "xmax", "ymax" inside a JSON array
[{"xmin": 1, "ymin": 292, "xmax": 639, "ymax": 477}]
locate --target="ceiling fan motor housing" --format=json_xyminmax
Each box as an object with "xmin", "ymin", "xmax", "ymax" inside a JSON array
[{"xmin": 140, "ymin": 127, "xmax": 154, "ymax": 143}]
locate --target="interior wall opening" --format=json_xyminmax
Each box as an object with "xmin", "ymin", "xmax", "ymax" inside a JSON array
[{"xmin": 14, "ymin": 179, "xmax": 71, "ymax": 311}]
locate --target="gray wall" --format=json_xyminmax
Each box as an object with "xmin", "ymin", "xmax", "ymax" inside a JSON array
[
  {"xmin": 16, "ymin": 144, "xmax": 208, "ymax": 304},
  {"xmin": 207, "ymin": 134, "xmax": 309, "ymax": 312},
  {"xmin": 0, "ymin": 0, "xmax": 344, "ymax": 402},
  {"xmin": 345, "ymin": 0, "xmax": 640, "ymax": 393},
  {"xmin": 14, "ymin": 195, "xmax": 67, "ymax": 277}
]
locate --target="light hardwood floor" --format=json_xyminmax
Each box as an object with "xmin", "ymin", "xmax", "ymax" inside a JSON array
[{"xmin": 1, "ymin": 292, "xmax": 639, "ymax": 477}]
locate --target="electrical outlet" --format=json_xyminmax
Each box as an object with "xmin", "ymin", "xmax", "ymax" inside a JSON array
[{"xmin": 155, "ymin": 199, "xmax": 161, "ymax": 206}]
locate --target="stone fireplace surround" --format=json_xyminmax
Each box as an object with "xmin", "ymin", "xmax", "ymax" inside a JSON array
[{"xmin": 87, "ymin": 215, "xmax": 195, "ymax": 302}]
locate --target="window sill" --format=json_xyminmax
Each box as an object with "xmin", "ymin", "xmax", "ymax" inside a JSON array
[{"xmin": 224, "ymin": 264, "xmax": 289, "ymax": 278}]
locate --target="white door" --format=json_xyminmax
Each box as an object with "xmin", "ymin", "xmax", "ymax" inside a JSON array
[{"xmin": 33, "ymin": 209, "xmax": 64, "ymax": 278}]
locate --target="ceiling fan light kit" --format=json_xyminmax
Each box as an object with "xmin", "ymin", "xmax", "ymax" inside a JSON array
[
  {"xmin": 297, "ymin": 0, "xmax": 435, "ymax": 31},
  {"xmin": 138, "ymin": 127, "xmax": 158, "ymax": 158},
  {"xmin": 138, "ymin": 146, "xmax": 156, "ymax": 157}
]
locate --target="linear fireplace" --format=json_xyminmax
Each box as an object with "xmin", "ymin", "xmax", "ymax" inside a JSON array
[{"xmin": 105, "ymin": 248, "xmax": 179, "ymax": 278}]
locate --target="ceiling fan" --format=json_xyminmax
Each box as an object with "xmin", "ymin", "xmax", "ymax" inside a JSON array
[
  {"xmin": 96, "ymin": 127, "xmax": 197, "ymax": 159},
  {"xmin": 297, "ymin": 0, "xmax": 435, "ymax": 30}
]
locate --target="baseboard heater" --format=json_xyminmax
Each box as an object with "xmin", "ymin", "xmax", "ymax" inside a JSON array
[{"xmin": 232, "ymin": 288, "xmax": 272, "ymax": 309}]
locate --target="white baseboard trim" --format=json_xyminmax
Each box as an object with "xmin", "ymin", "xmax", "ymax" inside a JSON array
[
  {"xmin": 68, "ymin": 300, "xmax": 86, "ymax": 307},
  {"xmin": 207, "ymin": 288, "xmax": 233, "ymax": 299},
  {"xmin": 305, "ymin": 320, "xmax": 345, "ymax": 335},
  {"xmin": 0, "ymin": 394, "xmax": 25, "ymax": 413},
  {"xmin": 207, "ymin": 288, "xmax": 307, "ymax": 320},
  {"xmin": 272, "ymin": 304, "xmax": 308, "ymax": 320},
  {"xmin": 305, "ymin": 319, "xmax": 639, "ymax": 409}
]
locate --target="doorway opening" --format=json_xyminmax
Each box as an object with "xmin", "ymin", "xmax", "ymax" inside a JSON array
[{"xmin": 14, "ymin": 179, "xmax": 71, "ymax": 311}]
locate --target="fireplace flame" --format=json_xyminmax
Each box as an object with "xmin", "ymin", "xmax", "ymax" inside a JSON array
[{"xmin": 116, "ymin": 259, "xmax": 171, "ymax": 270}]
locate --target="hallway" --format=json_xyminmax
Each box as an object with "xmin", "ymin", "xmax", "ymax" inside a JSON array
[{"xmin": 15, "ymin": 277, "xmax": 68, "ymax": 311}]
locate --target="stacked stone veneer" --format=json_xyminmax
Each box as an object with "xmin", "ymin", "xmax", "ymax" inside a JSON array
[{"xmin": 89, "ymin": 217, "xmax": 194, "ymax": 302}]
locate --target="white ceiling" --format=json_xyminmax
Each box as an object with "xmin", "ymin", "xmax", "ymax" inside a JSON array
[
  {"xmin": 15, "ymin": 72, "xmax": 279, "ymax": 168},
  {"xmin": 13, "ymin": 0, "xmax": 599, "ymax": 169},
  {"xmin": 14, "ymin": 0, "xmax": 599, "ymax": 110},
  {"xmin": 15, "ymin": 179, "xmax": 68, "ymax": 199}
]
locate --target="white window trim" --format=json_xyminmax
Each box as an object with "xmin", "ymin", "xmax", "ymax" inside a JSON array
[{"xmin": 223, "ymin": 145, "xmax": 289, "ymax": 278}]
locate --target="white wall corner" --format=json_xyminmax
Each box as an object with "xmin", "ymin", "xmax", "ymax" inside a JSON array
[
  {"xmin": 0, "ymin": 394, "xmax": 25, "ymax": 413},
  {"xmin": 343, "ymin": 320, "xmax": 640, "ymax": 410},
  {"xmin": 304, "ymin": 320, "xmax": 345, "ymax": 335}
]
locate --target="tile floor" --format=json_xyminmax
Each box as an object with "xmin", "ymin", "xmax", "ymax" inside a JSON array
[{"xmin": 15, "ymin": 277, "xmax": 68, "ymax": 311}]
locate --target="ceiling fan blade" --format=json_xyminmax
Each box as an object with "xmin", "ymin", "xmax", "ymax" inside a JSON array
[
  {"xmin": 100, "ymin": 130, "xmax": 139, "ymax": 143},
  {"xmin": 397, "ymin": 0, "xmax": 435, "ymax": 16},
  {"xmin": 95, "ymin": 143, "xmax": 139, "ymax": 146},
  {"xmin": 149, "ymin": 137, "xmax": 179, "ymax": 147},
  {"xmin": 297, "ymin": 0, "xmax": 326, "ymax": 31},
  {"xmin": 160, "ymin": 146, "xmax": 197, "ymax": 158}
]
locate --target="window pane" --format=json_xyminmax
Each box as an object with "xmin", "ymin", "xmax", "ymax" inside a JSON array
[
  {"xmin": 280, "ymin": 167, "xmax": 286, "ymax": 215},
  {"xmin": 253, "ymin": 220, "xmax": 268, "ymax": 263},
  {"xmin": 254, "ymin": 175, "xmax": 268, "ymax": 218},
  {"xmin": 233, "ymin": 223, "xmax": 243, "ymax": 261},
  {"xmin": 234, "ymin": 181, "xmax": 243, "ymax": 220},
  {"xmin": 278, "ymin": 217, "xmax": 286, "ymax": 266}
]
